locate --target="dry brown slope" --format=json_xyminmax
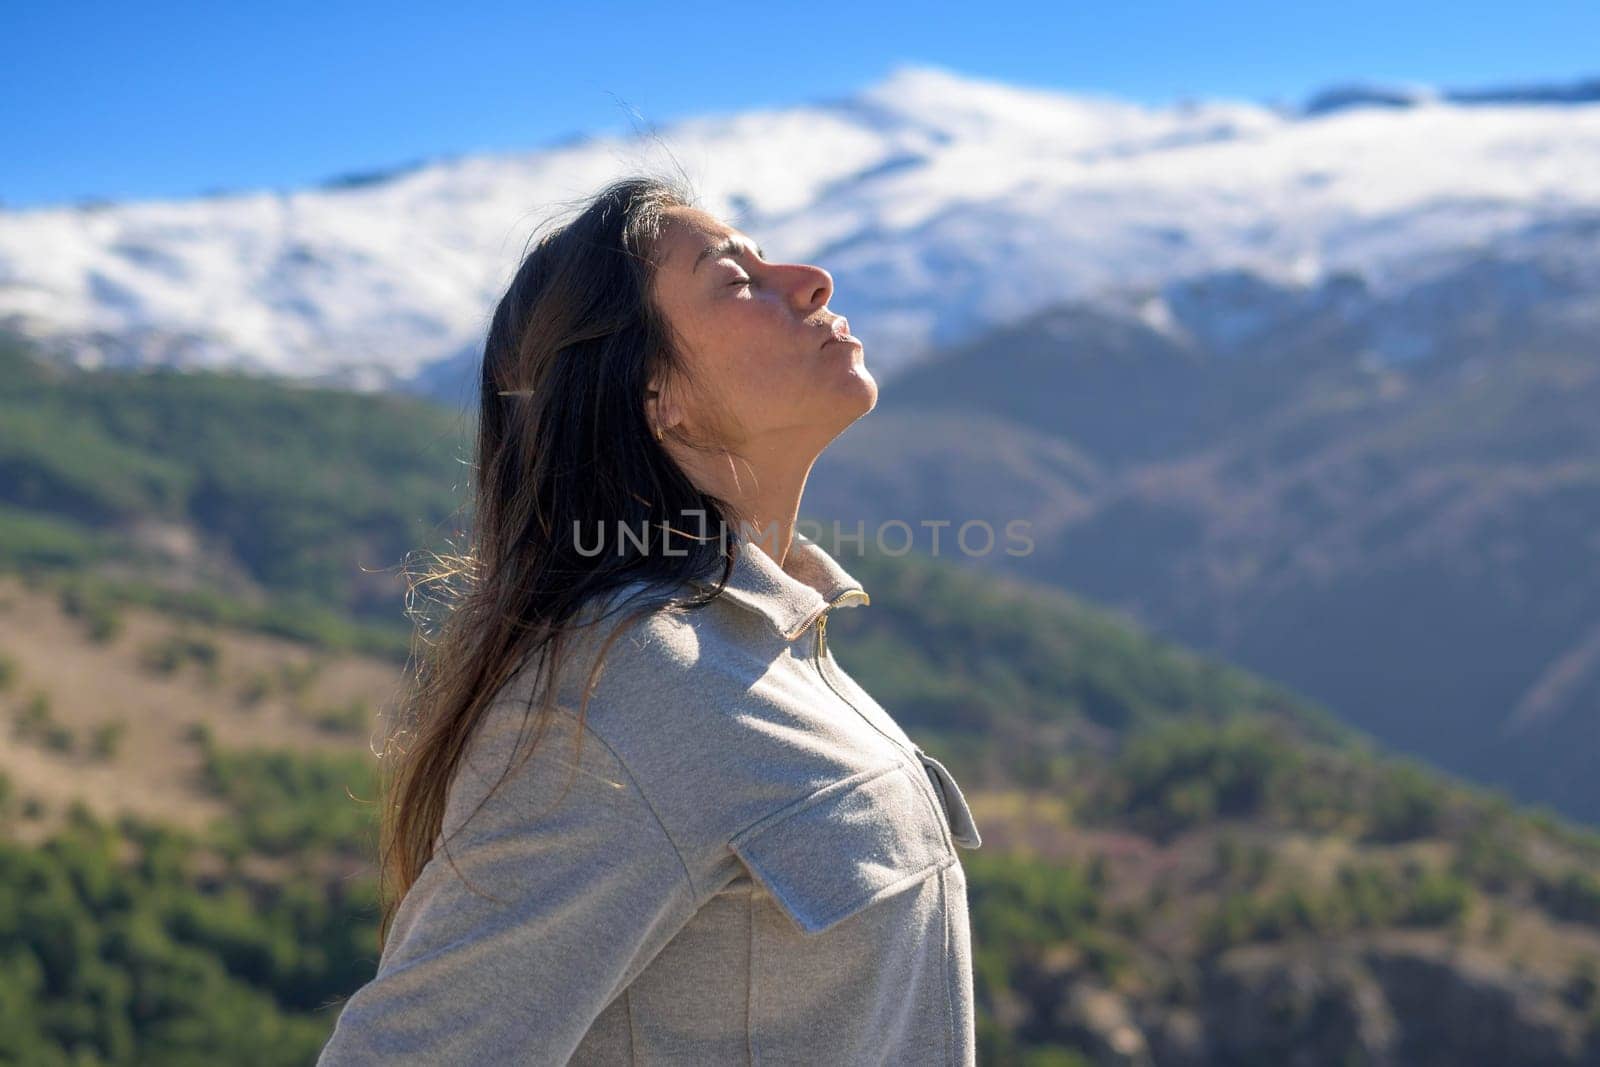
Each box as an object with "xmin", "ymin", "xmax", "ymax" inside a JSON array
[{"xmin": 0, "ymin": 573, "xmax": 405, "ymax": 843}]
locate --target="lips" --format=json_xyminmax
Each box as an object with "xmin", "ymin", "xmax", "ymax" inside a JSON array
[{"xmin": 819, "ymin": 313, "xmax": 861, "ymax": 350}]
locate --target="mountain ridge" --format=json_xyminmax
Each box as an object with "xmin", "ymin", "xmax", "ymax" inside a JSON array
[{"xmin": 5, "ymin": 62, "xmax": 1598, "ymax": 395}]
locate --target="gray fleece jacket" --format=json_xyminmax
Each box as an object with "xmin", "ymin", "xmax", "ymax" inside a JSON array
[{"xmin": 316, "ymin": 526, "xmax": 983, "ymax": 1065}]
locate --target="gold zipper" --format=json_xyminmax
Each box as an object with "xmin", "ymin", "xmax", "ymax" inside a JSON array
[{"xmin": 787, "ymin": 587, "xmax": 870, "ymax": 643}]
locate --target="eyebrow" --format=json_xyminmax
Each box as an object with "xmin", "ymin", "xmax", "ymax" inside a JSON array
[{"xmin": 692, "ymin": 235, "xmax": 766, "ymax": 274}]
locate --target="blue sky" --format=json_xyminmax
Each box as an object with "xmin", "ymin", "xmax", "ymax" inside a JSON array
[{"xmin": 4, "ymin": 0, "xmax": 1596, "ymax": 210}]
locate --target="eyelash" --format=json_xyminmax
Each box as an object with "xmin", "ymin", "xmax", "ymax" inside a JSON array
[{"xmin": 730, "ymin": 275, "xmax": 753, "ymax": 289}]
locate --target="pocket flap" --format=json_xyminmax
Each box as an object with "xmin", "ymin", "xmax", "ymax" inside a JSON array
[
  {"xmin": 730, "ymin": 763, "xmax": 956, "ymax": 935},
  {"xmin": 915, "ymin": 749, "xmax": 983, "ymax": 849}
]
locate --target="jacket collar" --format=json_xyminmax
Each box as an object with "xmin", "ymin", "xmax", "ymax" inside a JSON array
[{"xmin": 689, "ymin": 525, "xmax": 870, "ymax": 642}]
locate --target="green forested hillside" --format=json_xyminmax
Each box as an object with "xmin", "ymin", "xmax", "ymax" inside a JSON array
[
  {"xmin": 7, "ymin": 552, "xmax": 1600, "ymax": 1063},
  {"xmin": 4, "ymin": 335, "xmax": 1600, "ymax": 1063},
  {"xmin": 0, "ymin": 333, "xmax": 467, "ymax": 658},
  {"xmin": 0, "ymin": 800, "xmax": 377, "ymax": 1066}
]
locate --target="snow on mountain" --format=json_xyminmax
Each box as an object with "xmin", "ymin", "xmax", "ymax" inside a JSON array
[{"xmin": 2, "ymin": 62, "xmax": 1598, "ymax": 392}]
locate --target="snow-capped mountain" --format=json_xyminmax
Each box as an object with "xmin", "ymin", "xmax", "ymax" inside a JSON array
[{"xmin": 3, "ymin": 62, "xmax": 1599, "ymax": 392}]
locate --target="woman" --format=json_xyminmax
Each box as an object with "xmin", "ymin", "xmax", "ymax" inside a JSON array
[{"xmin": 317, "ymin": 174, "xmax": 983, "ymax": 1065}]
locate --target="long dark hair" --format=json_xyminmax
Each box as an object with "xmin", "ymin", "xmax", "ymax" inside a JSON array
[{"xmin": 377, "ymin": 174, "xmax": 749, "ymax": 945}]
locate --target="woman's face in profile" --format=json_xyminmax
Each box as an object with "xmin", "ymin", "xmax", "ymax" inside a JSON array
[{"xmin": 648, "ymin": 206, "xmax": 876, "ymax": 457}]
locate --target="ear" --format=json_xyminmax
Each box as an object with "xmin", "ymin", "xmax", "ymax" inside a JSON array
[{"xmin": 646, "ymin": 377, "xmax": 684, "ymax": 437}]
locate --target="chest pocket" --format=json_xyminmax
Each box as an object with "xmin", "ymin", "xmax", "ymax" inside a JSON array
[{"xmin": 729, "ymin": 762, "xmax": 957, "ymax": 935}]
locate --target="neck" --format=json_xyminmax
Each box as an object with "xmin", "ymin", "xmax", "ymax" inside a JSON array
[{"xmin": 668, "ymin": 434, "xmax": 818, "ymax": 570}]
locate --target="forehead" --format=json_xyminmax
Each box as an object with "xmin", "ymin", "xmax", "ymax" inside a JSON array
[{"xmin": 654, "ymin": 208, "xmax": 754, "ymax": 272}]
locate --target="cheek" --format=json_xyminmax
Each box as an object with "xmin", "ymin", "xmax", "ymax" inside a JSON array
[
  {"xmin": 698, "ymin": 303, "xmax": 797, "ymax": 377},
  {"xmin": 680, "ymin": 302, "xmax": 817, "ymax": 430}
]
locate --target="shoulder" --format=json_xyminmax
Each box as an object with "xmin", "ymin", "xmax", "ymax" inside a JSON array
[
  {"xmin": 552, "ymin": 578, "xmax": 773, "ymax": 703},
  {"xmin": 481, "ymin": 578, "xmax": 774, "ymax": 793}
]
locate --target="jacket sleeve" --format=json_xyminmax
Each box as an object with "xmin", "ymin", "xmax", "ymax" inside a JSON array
[{"xmin": 316, "ymin": 708, "xmax": 701, "ymax": 1064}]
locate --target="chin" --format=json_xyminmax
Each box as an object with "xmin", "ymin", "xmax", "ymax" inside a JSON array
[
  {"xmin": 832, "ymin": 364, "xmax": 878, "ymax": 421},
  {"xmin": 854, "ymin": 368, "xmax": 879, "ymax": 411},
  {"xmin": 830, "ymin": 349, "xmax": 875, "ymax": 390}
]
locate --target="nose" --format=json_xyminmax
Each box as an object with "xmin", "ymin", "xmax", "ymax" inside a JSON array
[{"xmin": 789, "ymin": 262, "xmax": 833, "ymax": 314}]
